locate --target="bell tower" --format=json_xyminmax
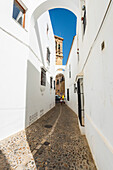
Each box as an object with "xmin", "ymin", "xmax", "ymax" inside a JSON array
[{"xmin": 54, "ymin": 35, "xmax": 64, "ymax": 65}]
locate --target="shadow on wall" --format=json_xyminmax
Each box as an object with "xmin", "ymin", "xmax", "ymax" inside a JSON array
[
  {"xmin": 25, "ymin": 60, "xmax": 55, "ymax": 168},
  {"xmin": 25, "ymin": 60, "xmax": 41, "ymax": 128},
  {"xmin": 25, "ymin": 60, "xmax": 55, "ymax": 128},
  {"xmin": 0, "ymin": 150, "xmax": 11, "ymax": 169}
]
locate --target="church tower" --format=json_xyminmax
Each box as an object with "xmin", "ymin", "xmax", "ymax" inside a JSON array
[{"xmin": 54, "ymin": 35, "xmax": 64, "ymax": 65}]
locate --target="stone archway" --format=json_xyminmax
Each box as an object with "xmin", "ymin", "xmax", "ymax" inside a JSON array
[{"xmin": 55, "ymin": 73, "xmax": 65, "ymax": 97}]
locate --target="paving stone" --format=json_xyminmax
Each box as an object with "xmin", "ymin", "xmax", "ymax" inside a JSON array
[{"xmin": 0, "ymin": 104, "xmax": 96, "ymax": 169}]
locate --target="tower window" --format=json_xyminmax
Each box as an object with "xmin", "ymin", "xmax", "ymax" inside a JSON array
[
  {"xmin": 55, "ymin": 41, "xmax": 57, "ymax": 52},
  {"xmin": 13, "ymin": 0, "xmax": 26, "ymax": 28},
  {"xmin": 58, "ymin": 44, "xmax": 60, "ymax": 52}
]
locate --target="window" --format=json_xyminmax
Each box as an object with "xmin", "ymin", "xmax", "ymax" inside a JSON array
[
  {"xmin": 58, "ymin": 44, "xmax": 60, "ymax": 52},
  {"xmin": 55, "ymin": 41, "xmax": 57, "ymax": 52},
  {"xmin": 67, "ymin": 89, "xmax": 69, "ymax": 101},
  {"xmin": 41, "ymin": 68, "xmax": 46, "ymax": 86},
  {"xmin": 13, "ymin": 0, "xmax": 26, "ymax": 28},
  {"xmin": 50, "ymin": 77, "xmax": 53, "ymax": 88},
  {"xmin": 101, "ymin": 41, "xmax": 105, "ymax": 51},
  {"xmin": 82, "ymin": 5, "xmax": 86, "ymax": 35},
  {"xmin": 47, "ymin": 48, "xmax": 50, "ymax": 63},
  {"xmin": 74, "ymin": 83, "xmax": 77, "ymax": 93},
  {"xmin": 69, "ymin": 64, "xmax": 71, "ymax": 78}
]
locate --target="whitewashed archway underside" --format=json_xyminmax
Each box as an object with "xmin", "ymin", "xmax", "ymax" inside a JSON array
[
  {"xmin": 55, "ymin": 65, "xmax": 66, "ymax": 76},
  {"xmin": 29, "ymin": 0, "xmax": 79, "ymax": 25}
]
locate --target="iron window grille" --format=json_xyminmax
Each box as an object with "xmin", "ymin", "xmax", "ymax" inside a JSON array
[
  {"xmin": 41, "ymin": 68, "xmax": 46, "ymax": 86},
  {"xmin": 50, "ymin": 77, "xmax": 53, "ymax": 88},
  {"xmin": 74, "ymin": 83, "xmax": 77, "ymax": 93},
  {"xmin": 47, "ymin": 48, "xmax": 50, "ymax": 63}
]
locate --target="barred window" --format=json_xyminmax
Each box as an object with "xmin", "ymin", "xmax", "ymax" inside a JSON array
[
  {"xmin": 41, "ymin": 68, "xmax": 46, "ymax": 86},
  {"xmin": 50, "ymin": 77, "xmax": 53, "ymax": 88},
  {"xmin": 47, "ymin": 48, "xmax": 50, "ymax": 63},
  {"xmin": 74, "ymin": 83, "xmax": 77, "ymax": 93}
]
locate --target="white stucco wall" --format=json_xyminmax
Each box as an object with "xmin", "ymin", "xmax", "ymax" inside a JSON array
[
  {"xmin": 83, "ymin": 2, "xmax": 113, "ymax": 169},
  {"xmin": 0, "ymin": 27, "xmax": 27, "ymax": 140},
  {"xmin": 65, "ymin": 37, "xmax": 78, "ymax": 114},
  {"xmin": 0, "ymin": 4, "xmax": 55, "ymax": 140},
  {"xmin": 25, "ymin": 11, "xmax": 56, "ymax": 127},
  {"xmin": 65, "ymin": 1, "xmax": 113, "ymax": 169},
  {"xmin": 1, "ymin": 0, "xmax": 113, "ymax": 169}
]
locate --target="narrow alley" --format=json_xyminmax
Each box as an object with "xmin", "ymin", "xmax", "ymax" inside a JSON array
[{"xmin": 0, "ymin": 104, "xmax": 96, "ymax": 169}]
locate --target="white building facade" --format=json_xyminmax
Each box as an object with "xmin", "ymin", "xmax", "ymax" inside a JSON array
[
  {"xmin": 0, "ymin": 2, "xmax": 56, "ymax": 141},
  {"xmin": 65, "ymin": 1, "xmax": 113, "ymax": 169},
  {"xmin": 0, "ymin": 0, "xmax": 113, "ymax": 169}
]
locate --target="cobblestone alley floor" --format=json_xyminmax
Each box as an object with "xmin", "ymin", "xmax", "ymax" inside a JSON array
[{"xmin": 0, "ymin": 104, "xmax": 97, "ymax": 170}]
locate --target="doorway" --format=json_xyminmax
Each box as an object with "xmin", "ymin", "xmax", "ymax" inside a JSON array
[{"xmin": 77, "ymin": 78, "xmax": 85, "ymax": 126}]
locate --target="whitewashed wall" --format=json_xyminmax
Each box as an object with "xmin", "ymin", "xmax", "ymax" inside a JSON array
[
  {"xmin": 0, "ymin": 1, "xmax": 29, "ymax": 141},
  {"xmin": 25, "ymin": 11, "xmax": 56, "ymax": 127},
  {"xmin": 1, "ymin": 0, "xmax": 113, "ymax": 169},
  {"xmin": 65, "ymin": 1, "xmax": 113, "ymax": 169},
  {"xmin": 0, "ymin": 2, "xmax": 55, "ymax": 140},
  {"xmin": 0, "ymin": 0, "xmax": 79, "ymax": 142},
  {"xmin": 83, "ymin": 2, "xmax": 113, "ymax": 169},
  {"xmin": 65, "ymin": 37, "xmax": 78, "ymax": 114}
]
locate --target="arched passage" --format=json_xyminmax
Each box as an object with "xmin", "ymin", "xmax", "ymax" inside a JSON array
[
  {"xmin": 28, "ymin": 0, "xmax": 80, "ymax": 60},
  {"xmin": 55, "ymin": 73, "xmax": 65, "ymax": 97},
  {"xmin": 30, "ymin": 0, "xmax": 80, "ymax": 26}
]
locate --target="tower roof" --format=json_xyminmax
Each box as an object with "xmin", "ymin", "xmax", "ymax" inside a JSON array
[{"xmin": 54, "ymin": 35, "xmax": 64, "ymax": 41}]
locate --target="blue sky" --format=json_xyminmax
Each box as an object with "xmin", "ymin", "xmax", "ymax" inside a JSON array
[{"xmin": 49, "ymin": 8, "xmax": 77, "ymax": 65}]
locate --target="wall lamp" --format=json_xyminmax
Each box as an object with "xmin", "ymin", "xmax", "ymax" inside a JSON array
[
  {"xmin": 82, "ymin": 5, "xmax": 86, "ymax": 11},
  {"xmin": 74, "ymin": 83, "xmax": 78, "ymax": 93}
]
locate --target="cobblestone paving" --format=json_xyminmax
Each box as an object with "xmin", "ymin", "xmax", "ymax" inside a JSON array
[
  {"xmin": 31, "ymin": 104, "xmax": 97, "ymax": 170},
  {"xmin": 0, "ymin": 104, "xmax": 97, "ymax": 169}
]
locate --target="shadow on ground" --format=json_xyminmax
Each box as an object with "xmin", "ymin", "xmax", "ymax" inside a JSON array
[
  {"xmin": 26, "ymin": 104, "xmax": 97, "ymax": 170},
  {"xmin": 0, "ymin": 150, "xmax": 11, "ymax": 170}
]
